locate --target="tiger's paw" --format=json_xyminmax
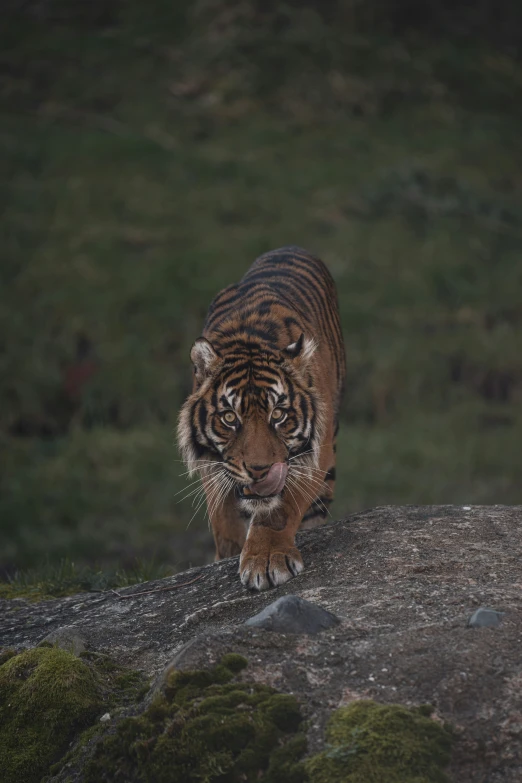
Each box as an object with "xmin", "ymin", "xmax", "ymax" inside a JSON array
[{"xmin": 239, "ymin": 540, "xmax": 304, "ymax": 591}]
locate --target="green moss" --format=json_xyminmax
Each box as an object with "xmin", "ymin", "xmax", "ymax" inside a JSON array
[
  {"xmin": 32, "ymin": 649, "xmax": 451, "ymax": 783},
  {"xmin": 0, "ymin": 648, "xmax": 17, "ymax": 666},
  {"xmin": 5, "ymin": 645, "xmax": 451, "ymax": 783},
  {"xmin": 220, "ymin": 653, "xmax": 249, "ymax": 673},
  {"xmin": 0, "ymin": 647, "xmax": 102, "ymax": 783},
  {"xmin": 305, "ymin": 700, "xmax": 454, "ymax": 783},
  {"xmin": 85, "ymin": 655, "xmax": 307, "ymax": 783},
  {"xmin": 0, "ymin": 646, "xmax": 149, "ymax": 783},
  {"xmin": 47, "ymin": 723, "xmax": 104, "ymax": 777}
]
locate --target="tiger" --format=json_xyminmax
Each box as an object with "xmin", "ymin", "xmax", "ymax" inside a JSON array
[{"xmin": 177, "ymin": 246, "xmax": 345, "ymax": 590}]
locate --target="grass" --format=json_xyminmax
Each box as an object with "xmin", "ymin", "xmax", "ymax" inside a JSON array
[
  {"xmin": 1, "ymin": 1, "xmax": 522, "ymax": 583},
  {"xmin": 0, "ymin": 555, "xmax": 177, "ymax": 601}
]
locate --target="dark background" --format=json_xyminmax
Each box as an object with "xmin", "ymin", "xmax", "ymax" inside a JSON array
[{"xmin": 1, "ymin": 0, "xmax": 521, "ymax": 595}]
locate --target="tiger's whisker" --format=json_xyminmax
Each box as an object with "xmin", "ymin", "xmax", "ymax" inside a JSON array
[
  {"xmin": 177, "ymin": 469, "xmax": 226, "ymax": 504},
  {"xmin": 178, "ymin": 462, "xmax": 223, "ymax": 478},
  {"xmin": 208, "ymin": 476, "xmax": 233, "ymax": 520},
  {"xmin": 288, "ymin": 443, "xmax": 334, "ymax": 461},
  {"xmin": 173, "ymin": 477, "xmax": 205, "ymax": 497},
  {"xmin": 289, "ymin": 466, "xmax": 329, "ymax": 478},
  {"xmin": 289, "ymin": 467, "xmax": 329, "ymax": 483},
  {"xmin": 286, "ymin": 474, "xmax": 332, "ymax": 519},
  {"xmin": 186, "ymin": 491, "xmax": 211, "ymax": 530},
  {"xmin": 191, "ymin": 471, "xmax": 228, "ymax": 526},
  {"xmin": 284, "ymin": 481, "xmax": 300, "ymax": 515},
  {"xmin": 176, "ymin": 472, "xmax": 223, "ymax": 504}
]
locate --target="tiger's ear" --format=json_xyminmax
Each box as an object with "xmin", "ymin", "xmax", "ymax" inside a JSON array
[
  {"xmin": 284, "ymin": 333, "xmax": 317, "ymax": 365},
  {"xmin": 191, "ymin": 338, "xmax": 220, "ymax": 383}
]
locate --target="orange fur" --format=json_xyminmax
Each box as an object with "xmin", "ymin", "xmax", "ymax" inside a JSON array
[{"xmin": 178, "ymin": 247, "xmax": 345, "ymax": 590}]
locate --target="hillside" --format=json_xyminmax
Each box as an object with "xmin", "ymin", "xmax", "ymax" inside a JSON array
[{"xmin": 1, "ymin": 1, "xmax": 522, "ymax": 583}]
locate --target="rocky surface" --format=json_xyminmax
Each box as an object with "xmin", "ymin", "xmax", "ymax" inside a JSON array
[
  {"xmin": 1, "ymin": 504, "xmax": 522, "ymax": 782},
  {"xmin": 39, "ymin": 626, "xmax": 88, "ymax": 656}
]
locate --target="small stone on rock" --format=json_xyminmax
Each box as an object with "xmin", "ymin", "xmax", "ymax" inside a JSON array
[
  {"xmin": 38, "ymin": 626, "xmax": 87, "ymax": 656},
  {"xmin": 468, "ymin": 608, "xmax": 504, "ymax": 628},
  {"xmin": 244, "ymin": 594, "xmax": 339, "ymax": 635},
  {"xmin": 100, "ymin": 713, "xmax": 111, "ymax": 722}
]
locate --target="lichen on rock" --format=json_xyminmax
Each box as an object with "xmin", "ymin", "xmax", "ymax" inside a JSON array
[
  {"xmin": 305, "ymin": 700, "xmax": 454, "ymax": 783},
  {"xmin": 84, "ymin": 653, "xmax": 308, "ymax": 783}
]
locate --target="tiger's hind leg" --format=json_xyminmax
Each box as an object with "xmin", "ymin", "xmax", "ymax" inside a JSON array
[{"xmin": 298, "ymin": 462, "xmax": 336, "ymax": 531}]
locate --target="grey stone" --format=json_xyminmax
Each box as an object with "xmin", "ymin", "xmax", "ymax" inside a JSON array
[
  {"xmin": 38, "ymin": 626, "xmax": 87, "ymax": 656},
  {"xmin": 244, "ymin": 594, "xmax": 339, "ymax": 634},
  {"xmin": 468, "ymin": 607, "xmax": 504, "ymax": 628}
]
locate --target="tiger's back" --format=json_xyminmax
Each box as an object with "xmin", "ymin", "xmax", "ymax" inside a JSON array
[
  {"xmin": 178, "ymin": 246, "xmax": 345, "ymax": 590},
  {"xmin": 203, "ymin": 246, "xmax": 345, "ymax": 421}
]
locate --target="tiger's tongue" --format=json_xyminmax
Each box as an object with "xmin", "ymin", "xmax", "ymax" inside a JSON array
[{"xmin": 251, "ymin": 462, "xmax": 288, "ymax": 496}]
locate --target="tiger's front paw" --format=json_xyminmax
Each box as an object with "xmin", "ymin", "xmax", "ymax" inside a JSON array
[{"xmin": 239, "ymin": 538, "xmax": 304, "ymax": 591}]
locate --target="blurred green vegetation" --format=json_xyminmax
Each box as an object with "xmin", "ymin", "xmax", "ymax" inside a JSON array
[
  {"xmin": 1, "ymin": 0, "xmax": 522, "ymax": 584},
  {"xmin": 0, "ymin": 555, "xmax": 176, "ymax": 600}
]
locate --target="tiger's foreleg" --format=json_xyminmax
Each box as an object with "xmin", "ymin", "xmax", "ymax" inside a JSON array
[
  {"xmin": 239, "ymin": 506, "xmax": 305, "ymax": 591},
  {"xmin": 239, "ymin": 441, "xmax": 335, "ymax": 590},
  {"xmin": 239, "ymin": 459, "xmax": 324, "ymax": 590}
]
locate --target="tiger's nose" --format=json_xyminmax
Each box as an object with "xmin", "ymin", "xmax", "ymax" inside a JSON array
[{"xmin": 246, "ymin": 464, "xmax": 271, "ymax": 481}]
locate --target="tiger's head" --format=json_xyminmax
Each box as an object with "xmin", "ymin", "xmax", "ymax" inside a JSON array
[{"xmin": 177, "ymin": 334, "xmax": 325, "ymax": 514}]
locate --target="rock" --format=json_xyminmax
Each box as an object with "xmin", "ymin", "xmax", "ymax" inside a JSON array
[
  {"xmin": 244, "ymin": 594, "xmax": 339, "ymax": 634},
  {"xmin": 1, "ymin": 504, "xmax": 522, "ymax": 782},
  {"xmin": 468, "ymin": 607, "xmax": 504, "ymax": 628},
  {"xmin": 38, "ymin": 626, "xmax": 87, "ymax": 656},
  {"xmin": 99, "ymin": 713, "xmax": 111, "ymax": 722}
]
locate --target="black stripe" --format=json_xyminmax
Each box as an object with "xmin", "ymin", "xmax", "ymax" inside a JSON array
[
  {"xmin": 250, "ymin": 376, "xmax": 279, "ymax": 388},
  {"xmin": 236, "ymin": 269, "xmax": 321, "ymax": 322},
  {"xmin": 224, "ymin": 372, "xmax": 249, "ymax": 389},
  {"xmin": 298, "ymin": 394, "xmax": 309, "ymax": 430},
  {"xmin": 197, "ymin": 400, "xmax": 207, "ymax": 435}
]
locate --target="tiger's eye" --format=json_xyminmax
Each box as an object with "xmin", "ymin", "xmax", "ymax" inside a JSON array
[
  {"xmin": 222, "ymin": 411, "xmax": 237, "ymax": 425},
  {"xmin": 271, "ymin": 408, "xmax": 285, "ymax": 421}
]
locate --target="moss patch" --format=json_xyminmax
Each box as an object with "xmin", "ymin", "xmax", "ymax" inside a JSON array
[
  {"xmin": 84, "ymin": 654, "xmax": 307, "ymax": 783},
  {"xmin": 0, "ymin": 647, "xmax": 101, "ymax": 783},
  {"xmin": 305, "ymin": 700, "xmax": 453, "ymax": 783},
  {"xmin": 0, "ymin": 645, "xmax": 454, "ymax": 783},
  {"xmin": 0, "ymin": 648, "xmax": 17, "ymax": 666},
  {"xmin": 0, "ymin": 646, "xmax": 148, "ymax": 783}
]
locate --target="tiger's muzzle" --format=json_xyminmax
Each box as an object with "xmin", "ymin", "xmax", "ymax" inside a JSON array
[{"xmin": 241, "ymin": 462, "xmax": 288, "ymax": 499}]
